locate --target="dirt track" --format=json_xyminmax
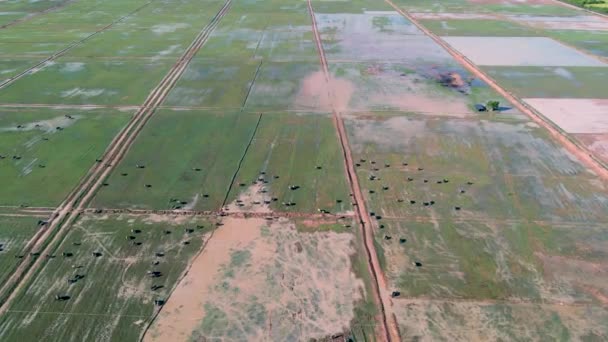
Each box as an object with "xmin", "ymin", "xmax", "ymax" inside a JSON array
[
  {"xmin": 385, "ymin": 0, "xmax": 608, "ymax": 182},
  {"xmin": 0, "ymin": 0, "xmax": 233, "ymax": 314},
  {"xmin": 306, "ymin": 1, "xmax": 398, "ymax": 341}
]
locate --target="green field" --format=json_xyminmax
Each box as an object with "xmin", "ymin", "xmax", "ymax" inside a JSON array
[
  {"xmin": 0, "ymin": 214, "xmax": 213, "ymax": 342},
  {"xmin": 0, "ymin": 59, "xmax": 173, "ymax": 105},
  {"xmin": 485, "ymin": 66, "xmax": 608, "ymax": 99},
  {"xmin": 346, "ymin": 112, "xmax": 608, "ymax": 338},
  {"xmin": 92, "ymin": 110, "xmax": 258, "ymax": 211},
  {"xmin": 0, "ymin": 108, "xmax": 131, "ymax": 207},
  {"xmin": 226, "ymin": 113, "xmax": 352, "ymax": 214},
  {"xmin": 547, "ymin": 30, "xmax": 608, "ymax": 58},
  {"xmin": 0, "ymin": 216, "xmax": 41, "ymax": 286},
  {"xmin": 422, "ymin": 19, "xmax": 540, "ymax": 37},
  {"xmin": 93, "ymin": 111, "xmax": 351, "ymax": 214}
]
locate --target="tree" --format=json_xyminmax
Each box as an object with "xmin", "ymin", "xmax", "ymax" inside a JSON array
[{"xmin": 486, "ymin": 100, "xmax": 500, "ymax": 111}]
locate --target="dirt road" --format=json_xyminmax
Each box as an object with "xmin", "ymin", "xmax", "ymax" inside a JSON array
[{"xmin": 306, "ymin": 1, "xmax": 400, "ymax": 341}]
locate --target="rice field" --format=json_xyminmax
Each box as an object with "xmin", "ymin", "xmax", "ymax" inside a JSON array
[{"xmin": 0, "ymin": 0, "xmax": 607, "ymax": 340}]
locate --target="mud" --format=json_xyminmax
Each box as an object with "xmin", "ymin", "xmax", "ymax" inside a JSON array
[
  {"xmin": 574, "ymin": 133, "xmax": 608, "ymax": 164},
  {"xmin": 146, "ymin": 217, "xmax": 364, "ymax": 341},
  {"xmin": 295, "ymin": 70, "xmax": 354, "ymax": 112}
]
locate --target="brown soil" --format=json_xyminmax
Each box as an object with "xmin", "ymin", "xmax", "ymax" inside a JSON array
[
  {"xmin": 574, "ymin": 133, "xmax": 608, "ymax": 165},
  {"xmin": 145, "ymin": 217, "xmax": 364, "ymax": 341},
  {"xmin": 296, "ymin": 70, "xmax": 355, "ymax": 113},
  {"xmin": 144, "ymin": 217, "xmax": 264, "ymax": 341}
]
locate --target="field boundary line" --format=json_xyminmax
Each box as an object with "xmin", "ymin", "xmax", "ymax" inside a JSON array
[
  {"xmin": 0, "ymin": 0, "xmax": 78, "ymax": 30},
  {"xmin": 241, "ymin": 60, "xmax": 263, "ymax": 110},
  {"xmin": 306, "ymin": 1, "xmax": 397, "ymax": 341},
  {"xmin": 0, "ymin": 0, "xmax": 233, "ymax": 314},
  {"xmin": 0, "ymin": 0, "xmax": 157, "ymax": 91},
  {"xmin": 385, "ymin": 0, "xmax": 608, "ymax": 182},
  {"xmin": 220, "ymin": 113, "xmax": 264, "ymax": 208}
]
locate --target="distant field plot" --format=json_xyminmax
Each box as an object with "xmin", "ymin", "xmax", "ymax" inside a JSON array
[
  {"xmin": 92, "ymin": 110, "xmax": 259, "ymax": 211},
  {"xmin": 420, "ymin": 19, "xmax": 539, "ymax": 36},
  {"xmin": 0, "ymin": 59, "xmax": 172, "ymax": 105},
  {"xmin": 198, "ymin": 14, "xmax": 316, "ymax": 62},
  {"xmin": 163, "ymin": 60, "xmax": 259, "ymax": 108},
  {"xmin": 311, "ymin": 0, "xmax": 391, "ymax": 13},
  {"xmin": 65, "ymin": 24, "xmax": 201, "ymax": 58},
  {"xmin": 481, "ymin": 3, "xmax": 582, "ymax": 16},
  {"xmin": 244, "ymin": 62, "xmax": 323, "ymax": 111},
  {"xmin": 346, "ymin": 115, "xmax": 608, "ymax": 222},
  {"xmin": 0, "ymin": 108, "xmax": 131, "ymax": 207},
  {"xmin": 485, "ymin": 66, "xmax": 608, "ymax": 98},
  {"xmin": 316, "ymin": 12, "xmax": 456, "ymax": 63},
  {"xmin": 145, "ymin": 216, "xmax": 375, "ymax": 341},
  {"xmin": 330, "ymin": 62, "xmax": 515, "ymax": 115},
  {"xmin": 0, "ymin": 214, "xmax": 213, "ymax": 342},
  {"xmin": 547, "ymin": 30, "xmax": 608, "ymax": 57},
  {"xmin": 442, "ymin": 36, "xmax": 607, "ymax": 66},
  {"xmin": 395, "ymin": 301, "xmax": 608, "ymax": 340},
  {"xmin": 226, "ymin": 113, "xmax": 352, "ymax": 214},
  {"xmin": 508, "ymin": 14, "xmax": 608, "ymax": 30},
  {"xmin": 0, "ymin": 216, "xmax": 40, "ymax": 286},
  {"xmin": 524, "ymin": 98, "xmax": 608, "ymax": 133}
]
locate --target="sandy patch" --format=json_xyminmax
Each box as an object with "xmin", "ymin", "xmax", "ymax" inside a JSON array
[
  {"xmin": 295, "ymin": 70, "xmax": 354, "ymax": 112},
  {"xmin": 146, "ymin": 217, "xmax": 363, "ymax": 341},
  {"xmin": 443, "ymin": 36, "xmax": 607, "ymax": 66},
  {"xmin": 524, "ymin": 98, "xmax": 608, "ymax": 133},
  {"xmin": 574, "ymin": 133, "xmax": 608, "ymax": 164},
  {"xmin": 225, "ymin": 183, "xmax": 272, "ymax": 213}
]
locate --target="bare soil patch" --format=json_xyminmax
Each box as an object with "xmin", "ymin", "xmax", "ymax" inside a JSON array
[
  {"xmin": 524, "ymin": 98, "xmax": 608, "ymax": 134},
  {"xmin": 146, "ymin": 217, "xmax": 364, "ymax": 341},
  {"xmin": 574, "ymin": 133, "xmax": 608, "ymax": 164}
]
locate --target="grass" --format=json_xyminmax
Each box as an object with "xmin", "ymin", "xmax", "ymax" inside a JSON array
[
  {"xmin": 547, "ymin": 30, "xmax": 608, "ymax": 58},
  {"xmin": 0, "ymin": 216, "xmax": 40, "ymax": 286},
  {"xmin": 92, "ymin": 110, "xmax": 260, "ymax": 210},
  {"xmin": 163, "ymin": 60, "xmax": 260, "ymax": 108},
  {"xmin": 347, "ymin": 112, "xmax": 608, "ymax": 297},
  {"xmin": 226, "ymin": 113, "xmax": 352, "ymax": 214},
  {"xmin": 561, "ymin": 0, "xmax": 608, "ymax": 14},
  {"xmin": 421, "ymin": 19, "xmax": 540, "ymax": 37},
  {"xmin": 0, "ymin": 213, "xmax": 213, "ymax": 342},
  {"xmin": 0, "ymin": 108, "xmax": 131, "ymax": 207},
  {"xmin": 0, "ymin": 58, "xmax": 173, "ymax": 106},
  {"xmin": 484, "ymin": 66, "xmax": 608, "ymax": 99}
]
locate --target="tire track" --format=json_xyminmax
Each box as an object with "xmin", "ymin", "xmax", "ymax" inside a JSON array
[
  {"xmin": 0, "ymin": 0, "xmax": 77, "ymax": 30},
  {"xmin": 0, "ymin": 0, "xmax": 233, "ymax": 313},
  {"xmin": 385, "ymin": 0, "xmax": 608, "ymax": 182},
  {"xmin": 0, "ymin": 0, "xmax": 156, "ymax": 91},
  {"xmin": 306, "ymin": 1, "xmax": 397, "ymax": 341}
]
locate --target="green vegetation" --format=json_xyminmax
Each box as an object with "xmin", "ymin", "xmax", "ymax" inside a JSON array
[
  {"xmin": 0, "ymin": 214, "xmax": 213, "ymax": 341},
  {"xmin": 93, "ymin": 110, "xmax": 259, "ymax": 210},
  {"xmin": 561, "ymin": 0, "xmax": 608, "ymax": 13},
  {"xmin": 227, "ymin": 113, "xmax": 352, "ymax": 214},
  {"xmin": 547, "ymin": 30, "xmax": 608, "ymax": 58},
  {"xmin": 0, "ymin": 59, "xmax": 173, "ymax": 105},
  {"xmin": 0, "ymin": 217, "xmax": 40, "ymax": 286},
  {"xmin": 0, "ymin": 108, "xmax": 130, "ymax": 206},
  {"xmin": 421, "ymin": 19, "xmax": 540, "ymax": 37},
  {"xmin": 485, "ymin": 66, "xmax": 608, "ymax": 99}
]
